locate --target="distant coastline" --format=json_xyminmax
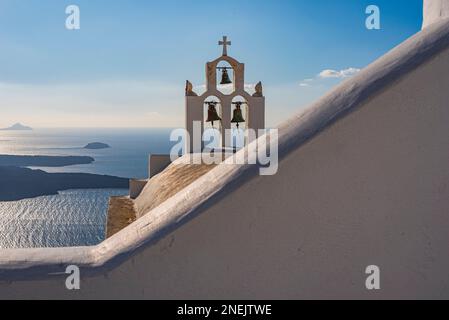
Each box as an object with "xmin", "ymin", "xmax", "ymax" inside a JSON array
[
  {"xmin": 0, "ymin": 155, "xmax": 94, "ymax": 167},
  {"xmin": 0, "ymin": 123, "xmax": 32, "ymax": 131},
  {"xmin": 0, "ymin": 153, "xmax": 128, "ymax": 201},
  {"xmin": 0, "ymin": 166, "xmax": 129, "ymax": 201}
]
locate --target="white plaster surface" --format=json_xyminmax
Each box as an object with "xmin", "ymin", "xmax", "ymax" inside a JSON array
[
  {"xmin": 423, "ymin": 0, "xmax": 449, "ymax": 29},
  {"xmin": 2, "ymin": 16, "xmax": 449, "ymax": 299}
]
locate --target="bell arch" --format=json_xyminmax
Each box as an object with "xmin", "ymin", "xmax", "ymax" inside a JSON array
[
  {"xmin": 216, "ymin": 61, "xmax": 234, "ymax": 95},
  {"xmin": 206, "ymin": 55, "xmax": 245, "ymax": 95},
  {"xmin": 203, "ymin": 95, "xmax": 222, "ymax": 150},
  {"xmin": 230, "ymin": 95, "xmax": 249, "ymax": 150},
  {"xmin": 230, "ymin": 95, "xmax": 249, "ymax": 130}
]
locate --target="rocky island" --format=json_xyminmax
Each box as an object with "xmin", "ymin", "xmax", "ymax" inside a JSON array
[
  {"xmin": 84, "ymin": 142, "xmax": 111, "ymax": 150},
  {"xmin": 0, "ymin": 166, "xmax": 129, "ymax": 201},
  {"xmin": 0, "ymin": 153, "xmax": 128, "ymax": 201},
  {"xmin": 0, "ymin": 155, "xmax": 94, "ymax": 167}
]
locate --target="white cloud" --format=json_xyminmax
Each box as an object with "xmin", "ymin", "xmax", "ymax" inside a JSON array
[
  {"xmin": 299, "ymin": 67, "xmax": 361, "ymax": 88},
  {"xmin": 318, "ymin": 67, "xmax": 361, "ymax": 79}
]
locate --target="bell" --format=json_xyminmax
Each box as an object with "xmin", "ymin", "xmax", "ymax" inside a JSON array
[
  {"xmin": 206, "ymin": 102, "xmax": 222, "ymax": 126},
  {"xmin": 231, "ymin": 103, "xmax": 246, "ymax": 129},
  {"xmin": 220, "ymin": 68, "xmax": 232, "ymax": 85}
]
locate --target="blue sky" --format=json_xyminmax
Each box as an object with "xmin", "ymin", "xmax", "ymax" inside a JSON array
[{"xmin": 0, "ymin": 0, "xmax": 423, "ymax": 128}]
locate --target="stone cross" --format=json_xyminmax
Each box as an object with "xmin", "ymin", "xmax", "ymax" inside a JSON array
[{"xmin": 219, "ymin": 36, "xmax": 231, "ymax": 56}]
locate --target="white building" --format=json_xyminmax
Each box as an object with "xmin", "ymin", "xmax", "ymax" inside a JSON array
[{"xmin": 185, "ymin": 36, "xmax": 265, "ymax": 152}]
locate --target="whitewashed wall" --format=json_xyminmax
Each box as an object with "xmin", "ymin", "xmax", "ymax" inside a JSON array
[{"xmin": 423, "ymin": 0, "xmax": 449, "ymax": 29}]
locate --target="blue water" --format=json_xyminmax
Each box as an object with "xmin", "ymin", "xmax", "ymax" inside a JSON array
[
  {"xmin": 0, "ymin": 128, "xmax": 176, "ymax": 178},
  {"xmin": 0, "ymin": 189, "xmax": 128, "ymax": 248},
  {"xmin": 0, "ymin": 128, "xmax": 175, "ymax": 248}
]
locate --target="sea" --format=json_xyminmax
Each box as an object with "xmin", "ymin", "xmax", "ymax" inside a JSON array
[{"xmin": 0, "ymin": 128, "xmax": 176, "ymax": 249}]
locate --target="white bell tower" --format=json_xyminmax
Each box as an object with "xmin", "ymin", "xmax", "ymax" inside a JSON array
[{"xmin": 185, "ymin": 36, "xmax": 265, "ymax": 153}]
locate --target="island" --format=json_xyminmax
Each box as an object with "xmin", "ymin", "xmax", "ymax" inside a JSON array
[
  {"xmin": 84, "ymin": 142, "xmax": 111, "ymax": 150},
  {"xmin": 0, "ymin": 155, "xmax": 94, "ymax": 167},
  {"xmin": 0, "ymin": 123, "xmax": 32, "ymax": 131},
  {"xmin": 0, "ymin": 166, "xmax": 129, "ymax": 201}
]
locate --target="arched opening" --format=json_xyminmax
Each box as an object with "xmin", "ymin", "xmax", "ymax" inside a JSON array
[
  {"xmin": 230, "ymin": 95, "xmax": 249, "ymax": 150},
  {"xmin": 216, "ymin": 61, "xmax": 234, "ymax": 95},
  {"xmin": 203, "ymin": 96, "xmax": 222, "ymax": 150}
]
